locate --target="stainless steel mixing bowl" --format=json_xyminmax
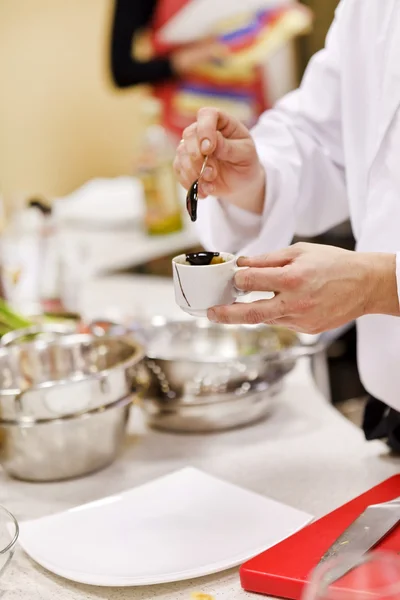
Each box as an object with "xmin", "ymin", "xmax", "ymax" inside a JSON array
[
  {"xmin": 0, "ymin": 506, "xmax": 18, "ymax": 578},
  {"xmin": 136, "ymin": 318, "xmax": 323, "ymax": 432},
  {"xmin": 143, "ymin": 380, "xmax": 283, "ymax": 432},
  {"xmin": 0, "ymin": 334, "xmax": 144, "ymax": 481}
]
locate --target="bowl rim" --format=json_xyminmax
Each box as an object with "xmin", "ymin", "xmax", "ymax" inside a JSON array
[
  {"xmin": 0, "ymin": 323, "xmax": 75, "ymax": 347},
  {"xmin": 0, "ymin": 505, "xmax": 19, "ymax": 555},
  {"xmin": 140, "ymin": 317, "xmax": 307, "ymax": 364},
  {"xmin": 0, "ymin": 392, "xmax": 134, "ymax": 426},
  {"xmin": 0, "ymin": 333, "xmax": 144, "ymax": 397}
]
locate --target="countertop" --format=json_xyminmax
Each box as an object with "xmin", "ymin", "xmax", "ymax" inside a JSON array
[
  {"xmin": 2, "ymin": 275, "xmax": 399, "ymax": 600},
  {"xmin": 54, "ymin": 179, "xmax": 200, "ymax": 274},
  {"xmin": 58, "ymin": 222, "xmax": 199, "ymax": 275}
]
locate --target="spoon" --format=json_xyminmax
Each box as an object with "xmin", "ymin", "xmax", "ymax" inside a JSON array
[{"xmin": 186, "ymin": 155, "xmax": 209, "ymax": 222}]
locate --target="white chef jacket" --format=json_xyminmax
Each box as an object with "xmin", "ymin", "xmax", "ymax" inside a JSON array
[{"xmin": 196, "ymin": 0, "xmax": 400, "ymax": 410}]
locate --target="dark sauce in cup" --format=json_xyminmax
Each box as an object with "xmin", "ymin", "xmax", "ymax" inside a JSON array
[{"xmin": 186, "ymin": 252, "xmax": 224, "ymax": 266}]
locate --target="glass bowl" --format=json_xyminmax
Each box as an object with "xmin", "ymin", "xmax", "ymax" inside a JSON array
[{"xmin": 0, "ymin": 506, "xmax": 19, "ymax": 577}]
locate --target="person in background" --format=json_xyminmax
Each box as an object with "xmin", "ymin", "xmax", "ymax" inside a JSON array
[
  {"xmin": 109, "ymin": 0, "xmax": 278, "ymax": 138},
  {"xmin": 110, "ymin": 0, "xmax": 223, "ymax": 89},
  {"xmin": 173, "ymin": 0, "xmax": 400, "ymax": 451}
]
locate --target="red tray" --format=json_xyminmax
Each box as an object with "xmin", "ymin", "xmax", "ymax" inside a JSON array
[{"xmin": 240, "ymin": 475, "xmax": 400, "ymax": 599}]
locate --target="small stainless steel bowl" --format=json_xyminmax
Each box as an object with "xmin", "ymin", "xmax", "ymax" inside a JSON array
[
  {"xmin": 0, "ymin": 506, "xmax": 18, "ymax": 578},
  {"xmin": 136, "ymin": 318, "xmax": 323, "ymax": 432},
  {"xmin": 0, "ymin": 334, "xmax": 144, "ymax": 481}
]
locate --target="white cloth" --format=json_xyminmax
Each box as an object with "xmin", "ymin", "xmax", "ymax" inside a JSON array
[{"xmin": 196, "ymin": 0, "xmax": 400, "ymax": 410}]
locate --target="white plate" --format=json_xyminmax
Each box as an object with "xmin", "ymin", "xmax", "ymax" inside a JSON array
[
  {"xmin": 19, "ymin": 468, "xmax": 312, "ymax": 587},
  {"xmin": 52, "ymin": 177, "xmax": 144, "ymax": 228}
]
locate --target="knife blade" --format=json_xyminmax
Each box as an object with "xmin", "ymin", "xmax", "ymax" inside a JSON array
[{"xmin": 318, "ymin": 499, "xmax": 400, "ymax": 583}]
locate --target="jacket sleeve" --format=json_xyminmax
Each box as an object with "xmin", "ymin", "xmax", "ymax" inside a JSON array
[
  {"xmin": 110, "ymin": 0, "xmax": 175, "ymax": 87},
  {"xmin": 196, "ymin": 1, "xmax": 349, "ymax": 256}
]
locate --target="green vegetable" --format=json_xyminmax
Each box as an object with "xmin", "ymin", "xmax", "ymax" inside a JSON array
[
  {"xmin": 0, "ymin": 299, "xmax": 81, "ymax": 339},
  {"xmin": 0, "ymin": 298, "xmax": 33, "ymax": 332}
]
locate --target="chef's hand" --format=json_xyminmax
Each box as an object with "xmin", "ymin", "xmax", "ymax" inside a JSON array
[
  {"xmin": 208, "ymin": 243, "xmax": 399, "ymax": 333},
  {"xmin": 173, "ymin": 107, "xmax": 266, "ymax": 214}
]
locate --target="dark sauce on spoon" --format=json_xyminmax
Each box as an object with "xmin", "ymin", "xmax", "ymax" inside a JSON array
[
  {"xmin": 186, "ymin": 252, "xmax": 221, "ymax": 266},
  {"xmin": 186, "ymin": 180, "xmax": 199, "ymax": 222},
  {"xmin": 186, "ymin": 156, "xmax": 208, "ymax": 222}
]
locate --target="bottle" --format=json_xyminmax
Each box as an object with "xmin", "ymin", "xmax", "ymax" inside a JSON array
[
  {"xmin": 28, "ymin": 198, "xmax": 63, "ymax": 313},
  {"xmin": 1, "ymin": 202, "xmax": 43, "ymax": 315},
  {"xmin": 135, "ymin": 98, "xmax": 183, "ymax": 235}
]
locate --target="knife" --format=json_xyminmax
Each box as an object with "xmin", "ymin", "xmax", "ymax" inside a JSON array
[{"xmin": 318, "ymin": 497, "xmax": 400, "ymax": 583}]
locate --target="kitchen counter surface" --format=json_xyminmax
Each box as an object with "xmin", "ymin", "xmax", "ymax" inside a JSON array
[
  {"xmin": 1, "ymin": 275, "xmax": 399, "ymax": 600},
  {"xmin": 66, "ymin": 224, "xmax": 200, "ymax": 274}
]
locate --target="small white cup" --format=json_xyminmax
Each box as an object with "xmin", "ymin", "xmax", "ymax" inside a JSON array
[{"xmin": 172, "ymin": 252, "xmax": 247, "ymax": 318}]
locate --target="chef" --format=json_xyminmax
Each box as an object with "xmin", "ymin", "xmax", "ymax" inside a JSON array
[{"xmin": 174, "ymin": 0, "xmax": 400, "ymax": 450}]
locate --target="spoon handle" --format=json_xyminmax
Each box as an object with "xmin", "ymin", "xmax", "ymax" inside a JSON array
[{"xmin": 199, "ymin": 155, "xmax": 209, "ymax": 179}]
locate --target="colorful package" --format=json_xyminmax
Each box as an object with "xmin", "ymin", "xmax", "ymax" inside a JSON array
[{"xmin": 171, "ymin": 3, "xmax": 312, "ymax": 129}]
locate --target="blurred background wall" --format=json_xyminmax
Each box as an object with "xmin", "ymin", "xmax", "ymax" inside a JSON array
[{"xmin": 0, "ymin": 0, "xmax": 149, "ymax": 208}]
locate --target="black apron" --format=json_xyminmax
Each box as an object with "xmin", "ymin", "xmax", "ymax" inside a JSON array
[{"xmin": 363, "ymin": 396, "xmax": 400, "ymax": 453}]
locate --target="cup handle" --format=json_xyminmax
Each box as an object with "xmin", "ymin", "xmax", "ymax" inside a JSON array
[{"xmin": 233, "ymin": 265, "xmax": 251, "ymax": 298}]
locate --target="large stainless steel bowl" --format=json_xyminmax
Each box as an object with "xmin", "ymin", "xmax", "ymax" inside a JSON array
[
  {"xmin": 136, "ymin": 318, "xmax": 323, "ymax": 432},
  {"xmin": 0, "ymin": 322, "xmax": 76, "ymax": 347},
  {"xmin": 0, "ymin": 334, "xmax": 144, "ymax": 481},
  {"xmin": 0, "ymin": 506, "xmax": 18, "ymax": 578}
]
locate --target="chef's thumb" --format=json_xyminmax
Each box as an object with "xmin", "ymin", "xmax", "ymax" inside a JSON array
[{"xmin": 197, "ymin": 107, "xmax": 219, "ymax": 155}]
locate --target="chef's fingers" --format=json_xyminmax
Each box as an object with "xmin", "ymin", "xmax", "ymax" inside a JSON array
[
  {"xmin": 196, "ymin": 107, "xmax": 250, "ymax": 155},
  {"xmin": 183, "ymin": 124, "xmax": 203, "ymax": 163},
  {"xmin": 198, "ymin": 182, "xmax": 215, "ymax": 198},
  {"xmin": 237, "ymin": 246, "xmax": 299, "ymax": 268},
  {"xmin": 176, "ymin": 133, "xmax": 217, "ymax": 179},
  {"xmin": 208, "ymin": 299, "xmax": 312, "ymax": 332},
  {"xmin": 202, "ymin": 157, "xmax": 217, "ymax": 181},
  {"xmin": 173, "ymin": 160, "xmax": 195, "ymax": 191},
  {"xmin": 195, "ymin": 108, "xmax": 219, "ymax": 155},
  {"xmin": 207, "ymin": 297, "xmax": 294, "ymax": 326},
  {"xmin": 213, "ymin": 132, "xmax": 255, "ymax": 165},
  {"xmin": 174, "ymin": 143, "xmax": 199, "ymax": 187},
  {"xmin": 196, "ymin": 156, "xmax": 218, "ymax": 196},
  {"xmin": 182, "ymin": 122, "xmax": 197, "ymax": 139},
  {"xmin": 235, "ymin": 266, "xmax": 302, "ymax": 293}
]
